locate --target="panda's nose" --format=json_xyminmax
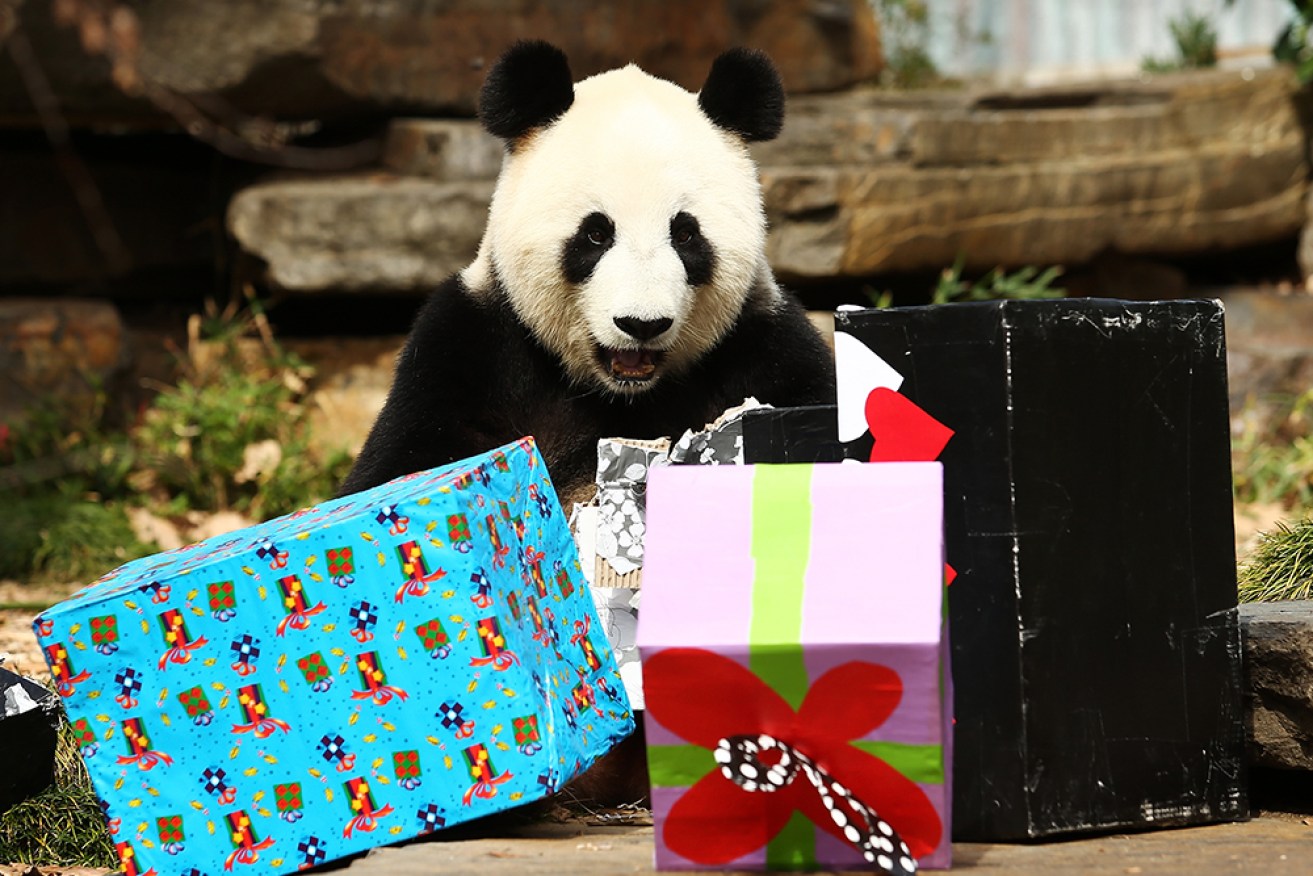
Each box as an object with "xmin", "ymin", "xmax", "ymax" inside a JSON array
[{"xmin": 613, "ymin": 316, "xmax": 673, "ymax": 342}]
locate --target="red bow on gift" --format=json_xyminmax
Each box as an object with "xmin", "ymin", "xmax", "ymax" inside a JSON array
[{"xmin": 645, "ymin": 647, "xmax": 943, "ymax": 866}]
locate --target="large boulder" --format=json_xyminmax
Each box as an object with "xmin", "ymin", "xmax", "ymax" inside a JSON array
[
  {"xmin": 0, "ymin": 0, "xmax": 882, "ymax": 124},
  {"xmin": 227, "ymin": 175, "xmax": 493, "ymax": 292},
  {"xmin": 757, "ymin": 67, "xmax": 1309, "ymax": 279}
]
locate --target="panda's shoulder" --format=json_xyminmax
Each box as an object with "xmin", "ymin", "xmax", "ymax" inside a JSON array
[
  {"xmin": 401, "ymin": 275, "xmax": 540, "ymax": 378},
  {"xmin": 716, "ymin": 290, "xmax": 823, "ymax": 358},
  {"xmin": 693, "ymin": 288, "xmax": 835, "ymax": 405}
]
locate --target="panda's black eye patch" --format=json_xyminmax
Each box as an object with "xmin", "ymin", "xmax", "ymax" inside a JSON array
[
  {"xmin": 562, "ymin": 212, "xmax": 615, "ymax": 284},
  {"xmin": 671, "ymin": 211, "xmax": 714, "ymax": 286}
]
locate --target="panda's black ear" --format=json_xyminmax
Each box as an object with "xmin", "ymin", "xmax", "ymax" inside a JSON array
[
  {"xmin": 479, "ymin": 41, "xmax": 575, "ymax": 142},
  {"xmin": 697, "ymin": 48, "xmax": 785, "ymax": 142}
]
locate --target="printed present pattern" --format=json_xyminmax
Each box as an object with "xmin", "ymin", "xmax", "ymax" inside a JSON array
[
  {"xmin": 34, "ymin": 437, "xmax": 633, "ymax": 875},
  {"xmin": 639, "ymin": 463, "xmax": 952, "ymax": 872}
]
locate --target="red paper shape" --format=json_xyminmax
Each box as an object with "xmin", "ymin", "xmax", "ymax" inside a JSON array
[
  {"xmin": 865, "ymin": 388, "xmax": 954, "ymax": 463},
  {"xmin": 645, "ymin": 647, "xmax": 943, "ymax": 866}
]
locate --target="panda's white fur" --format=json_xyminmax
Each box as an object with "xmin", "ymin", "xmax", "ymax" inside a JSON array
[{"xmin": 463, "ymin": 64, "xmax": 778, "ymax": 393}]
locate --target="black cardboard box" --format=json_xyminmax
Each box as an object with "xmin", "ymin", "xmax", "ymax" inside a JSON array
[
  {"xmin": 741, "ymin": 404, "xmax": 848, "ymax": 464},
  {"xmin": 0, "ymin": 667, "xmax": 59, "ymax": 813},
  {"xmin": 834, "ymin": 299, "xmax": 1247, "ymax": 840}
]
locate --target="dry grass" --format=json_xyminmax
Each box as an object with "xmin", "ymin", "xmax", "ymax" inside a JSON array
[
  {"xmin": 1239, "ymin": 517, "xmax": 1313, "ymax": 603},
  {"xmin": 0, "ymin": 714, "xmax": 114, "ymax": 869}
]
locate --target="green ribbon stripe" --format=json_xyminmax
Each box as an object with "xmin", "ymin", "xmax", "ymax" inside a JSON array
[
  {"xmin": 749, "ymin": 465, "xmax": 815, "ymax": 868},
  {"xmin": 648, "ymin": 741, "xmax": 945, "ymax": 790},
  {"xmin": 748, "ymin": 465, "xmax": 814, "ymax": 712}
]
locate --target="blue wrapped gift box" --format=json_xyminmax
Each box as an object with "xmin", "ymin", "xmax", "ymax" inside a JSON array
[{"xmin": 34, "ymin": 437, "xmax": 633, "ymax": 874}]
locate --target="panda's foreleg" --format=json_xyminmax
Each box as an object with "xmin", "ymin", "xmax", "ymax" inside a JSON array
[{"xmin": 338, "ymin": 276, "xmax": 507, "ymax": 496}]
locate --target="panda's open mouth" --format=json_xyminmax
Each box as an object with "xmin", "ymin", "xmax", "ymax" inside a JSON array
[{"xmin": 597, "ymin": 347, "xmax": 665, "ymax": 384}]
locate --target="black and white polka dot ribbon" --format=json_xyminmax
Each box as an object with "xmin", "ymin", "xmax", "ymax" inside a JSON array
[{"xmin": 715, "ymin": 734, "xmax": 919, "ymax": 875}]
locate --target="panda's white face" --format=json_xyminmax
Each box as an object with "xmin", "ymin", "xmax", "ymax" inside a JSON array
[{"xmin": 464, "ymin": 65, "xmax": 774, "ymax": 394}]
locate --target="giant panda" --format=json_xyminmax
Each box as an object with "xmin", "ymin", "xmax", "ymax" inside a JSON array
[
  {"xmin": 339, "ymin": 41, "xmax": 835, "ymax": 800},
  {"xmin": 340, "ymin": 40, "xmax": 835, "ymax": 506}
]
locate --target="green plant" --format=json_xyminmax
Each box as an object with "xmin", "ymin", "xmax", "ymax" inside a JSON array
[
  {"xmin": 0, "ymin": 712, "xmax": 117, "ymax": 868},
  {"xmin": 1142, "ymin": 10, "xmax": 1219, "ymax": 73},
  {"xmin": 132, "ymin": 301, "xmax": 350, "ymax": 520},
  {"xmin": 1238, "ymin": 517, "xmax": 1313, "ymax": 602},
  {"xmin": 0, "ymin": 383, "xmax": 135, "ymax": 498},
  {"xmin": 1232, "ymin": 388, "xmax": 1313, "ymax": 508},
  {"xmin": 1274, "ymin": 1, "xmax": 1313, "ymax": 83},
  {"xmin": 0, "ymin": 488, "xmax": 153, "ymax": 583},
  {"xmin": 861, "ymin": 287, "xmax": 896, "ymax": 309},
  {"xmin": 931, "ymin": 258, "xmax": 1065, "ymax": 305},
  {"xmin": 874, "ymin": 0, "xmax": 941, "ymax": 88},
  {"xmin": 1, "ymin": 389, "xmax": 152, "ymax": 582}
]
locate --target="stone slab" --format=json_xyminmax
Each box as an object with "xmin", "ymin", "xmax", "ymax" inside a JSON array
[
  {"xmin": 1222, "ymin": 289, "xmax": 1313, "ymax": 423},
  {"xmin": 0, "ymin": 299, "xmax": 126, "ymax": 423},
  {"xmin": 226, "ymin": 175, "xmax": 493, "ymax": 292},
  {"xmin": 1241, "ymin": 600, "xmax": 1313, "ymax": 771},
  {"xmin": 756, "ymin": 68, "xmax": 1308, "ymax": 279}
]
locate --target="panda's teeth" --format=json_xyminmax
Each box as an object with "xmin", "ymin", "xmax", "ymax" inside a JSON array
[{"xmin": 602, "ymin": 347, "xmax": 661, "ymax": 382}]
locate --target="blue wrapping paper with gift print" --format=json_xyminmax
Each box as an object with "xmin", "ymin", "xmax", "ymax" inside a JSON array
[{"xmin": 33, "ymin": 437, "xmax": 633, "ymax": 875}]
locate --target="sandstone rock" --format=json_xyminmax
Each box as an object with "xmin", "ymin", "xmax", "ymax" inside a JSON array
[
  {"xmin": 1241, "ymin": 600, "xmax": 1313, "ymax": 771},
  {"xmin": 756, "ymin": 68, "xmax": 1308, "ymax": 279},
  {"xmin": 1220, "ymin": 289, "xmax": 1313, "ymax": 421},
  {"xmin": 1298, "ymin": 186, "xmax": 1313, "ymax": 281},
  {"xmin": 383, "ymin": 120, "xmax": 504, "ymax": 182},
  {"xmin": 0, "ymin": 0, "xmax": 881, "ymax": 124},
  {"xmin": 0, "ymin": 299, "xmax": 126, "ymax": 424},
  {"xmin": 284, "ymin": 337, "xmax": 406, "ymax": 458},
  {"xmin": 227, "ymin": 175, "xmax": 493, "ymax": 292}
]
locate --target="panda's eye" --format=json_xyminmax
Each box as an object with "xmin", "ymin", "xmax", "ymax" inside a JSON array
[
  {"xmin": 671, "ymin": 213, "xmax": 701, "ymax": 247},
  {"xmin": 580, "ymin": 214, "xmax": 614, "ymax": 248}
]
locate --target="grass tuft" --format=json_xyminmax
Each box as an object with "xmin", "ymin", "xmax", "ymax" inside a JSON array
[
  {"xmin": 1232, "ymin": 389, "xmax": 1313, "ymax": 509},
  {"xmin": 1239, "ymin": 517, "xmax": 1313, "ymax": 603},
  {"xmin": 0, "ymin": 712, "xmax": 115, "ymax": 868}
]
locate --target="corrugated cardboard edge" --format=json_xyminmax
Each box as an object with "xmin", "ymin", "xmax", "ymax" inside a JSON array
[{"xmin": 594, "ymin": 559, "xmax": 643, "ymax": 590}]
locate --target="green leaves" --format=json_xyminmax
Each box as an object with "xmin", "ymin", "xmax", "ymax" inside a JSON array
[{"xmin": 931, "ymin": 257, "xmax": 1065, "ymax": 305}]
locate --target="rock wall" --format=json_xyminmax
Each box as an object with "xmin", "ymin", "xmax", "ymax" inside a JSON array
[
  {"xmin": 758, "ymin": 67, "xmax": 1309, "ymax": 278},
  {"xmin": 0, "ymin": 0, "xmax": 882, "ymax": 123},
  {"xmin": 227, "ymin": 67, "xmax": 1311, "ymax": 292}
]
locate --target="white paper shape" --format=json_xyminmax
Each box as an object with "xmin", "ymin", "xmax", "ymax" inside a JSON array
[
  {"xmin": 590, "ymin": 587, "xmax": 644, "ymax": 709},
  {"xmin": 834, "ymin": 329, "xmax": 905, "ymax": 442},
  {"xmin": 2, "ymin": 681, "xmax": 38, "ymax": 717},
  {"xmin": 568, "ymin": 503, "xmax": 599, "ymax": 588}
]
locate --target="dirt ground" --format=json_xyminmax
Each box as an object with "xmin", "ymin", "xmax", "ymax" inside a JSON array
[
  {"xmin": 383, "ymin": 816, "xmax": 1313, "ymax": 875},
  {"xmin": 0, "ymin": 581, "xmax": 81, "ymax": 681}
]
